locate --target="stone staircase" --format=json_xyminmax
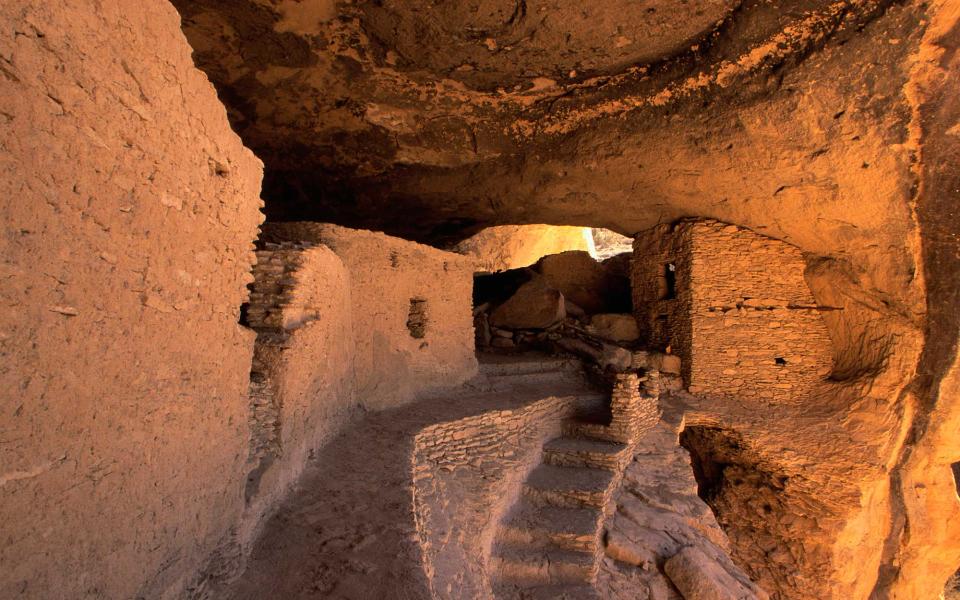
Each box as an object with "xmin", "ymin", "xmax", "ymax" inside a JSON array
[
  {"xmin": 490, "ymin": 372, "xmax": 661, "ymax": 598},
  {"xmin": 467, "ymin": 353, "xmax": 588, "ymax": 394}
]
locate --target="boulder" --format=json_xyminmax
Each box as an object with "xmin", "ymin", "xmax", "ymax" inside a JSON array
[
  {"xmin": 564, "ymin": 299, "xmax": 587, "ymax": 319},
  {"xmin": 651, "ymin": 353, "xmax": 682, "ymax": 375},
  {"xmin": 589, "ymin": 313, "xmax": 640, "ymax": 342},
  {"xmin": 600, "ymin": 344, "xmax": 634, "ymax": 372},
  {"xmin": 537, "ymin": 251, "xmax": 631, "ymax": 313},
  {"xmin": 490, "ymin": 278, "xmax": 566, "ymax": 329}
]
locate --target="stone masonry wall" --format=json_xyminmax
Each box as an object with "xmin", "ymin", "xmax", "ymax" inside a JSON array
[
  {"xmin": 262, "ymin": 223, "xmax": 479, "ymax": 410},
  {"xmin": 633, "ymin": 220, "xmax": 834, "ymax": 402},
  {"xmin": 632, "ymin": 224, "xmax": 695, "ymax": 375},
  {"xmin": 0, "ymin": 2, "xmax": 263, "ymax": 598},
  {"xmin": 413, "ymin": 395, "xmax": 586, "ymax": 599},
  {"xmin": 239, "ymin": 243, "xmax": 356, "ymax": 560}
]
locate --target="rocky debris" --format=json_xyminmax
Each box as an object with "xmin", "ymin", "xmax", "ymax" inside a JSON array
[
  {"xmin": 491, "ymin": 278, "xmax": 567, "ymax": 330},
  {"xmin": 565, "ymin": 299, "xmax": 587, "ymax": 319},
  {"xmin": 588, "ymin": 314, "xmax": 640, "ymax": 343},
  {"xmin": 598, "ymin": 396, "xmax": 768, "ymax": 600},
  {"xmin": 556, "ymin": 337, "xmax": 632, "ymax": 373}
]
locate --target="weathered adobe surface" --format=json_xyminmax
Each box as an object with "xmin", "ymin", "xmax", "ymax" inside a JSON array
[
  {"xmin": 0, "ymin": 1, "xmax": 263, "ymax": 598},
  {"xmin": 240, "ymin": 242, "xmax": 356, "ymax": 572},
  {"xmin": 260, "ymin": 223, "xmax": 479, "ymax": 410}
]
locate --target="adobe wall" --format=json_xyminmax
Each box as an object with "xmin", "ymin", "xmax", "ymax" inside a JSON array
[
  {"xmin": 0, "ymin": 1, "xmax": 263, "ymax": 598},
  {"xmin": 242, "ymin": 243, "xmax": 355, "ymax": 544},
  {"xmin": 262, "ymin": 223, "xmax": 479, "ymax": 409},
  {"xmin": 413, "ymin": 395, "xmax": 585, "ymax": 598},
  {"xmin": 633, "ymin": 220, "xmax": 834, "ymax": 402}
]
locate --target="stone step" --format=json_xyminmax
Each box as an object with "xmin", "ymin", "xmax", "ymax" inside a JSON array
[
  {"xmin": 485, "ymin": 370, "xmax": 580, "ymax": 388},
  {"xmin": 523, "ymin": 465, "xmax": 615, "ymax": 509},
  {"xmin": 479, "ymin": 356, "xmax": 581, "ymax": 378},
  {"xmin": 500, "ymin": 502, "xmax": 603, "ymax": 553},
  {"xmin": 492, "ymin": 544, "xmax": 598, "ymax": 585},
  {"xmin": 562, "ymin": 419, "xmax": 623, "ymax": 444},
  {"xmin": 493, "ymin": 583, "xmax": 602, "ymax": 600},
  {"xmin": 542, "ymin": 437, "xmax": 629, "ymax": 471}
]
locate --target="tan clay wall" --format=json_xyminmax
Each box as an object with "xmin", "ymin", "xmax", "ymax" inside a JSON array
[
  {"xmin": 413, "ymin": 395, "xmax": 585, "ymax": 598},
  {"xmin": 0, "ymin": 1, "xmax": 263, "ymax": 598},
  {"xmin": 454, "ymin": 224, "xmax": 594, "ymax": 272},
  {"xmin": 243, "ymin": 243, "xmax": 355, "ymax": 533},
  {"xmin": 633, "ymin": 220, "xmax": 834, "ymax": 402},
  {"xmin": 262, "ymin": 223, "xmax": 478, "ymax": 409}
]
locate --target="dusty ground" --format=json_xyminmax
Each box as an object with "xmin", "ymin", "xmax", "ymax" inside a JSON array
[{"xmin": 221, "ymin": 357, "xmax": 601, "ymax": 599}]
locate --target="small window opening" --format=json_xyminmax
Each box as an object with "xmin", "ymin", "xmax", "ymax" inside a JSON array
[
  {"xmin": 407, "ymin": 298, "xmax": 428, "ymax": 339},
  {"xmin": 239, "ymin": 302, "xmax": 251, "ymax": 327},
  {"xmin": 659, "ymin": 263, "xmax": 677, "ymax": 300},
  {"xmin": 775, "ymin": 357, "xmax": 787, "ymax": 366}
]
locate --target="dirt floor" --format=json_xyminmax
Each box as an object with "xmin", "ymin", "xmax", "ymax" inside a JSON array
[{"xmin": 220, "ymin": 356, "xmax": 601, "ymax": 599}]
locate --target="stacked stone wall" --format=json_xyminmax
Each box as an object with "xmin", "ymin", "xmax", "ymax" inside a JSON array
[
  {"xmin": 413, "ymin": 395, "xmax": 586, "ymax": 599},
  {"xmin": 240, "ymin": 243, "xmax": 356, "ymax": 544},
  {"xmin": 631, "ymin": 224, "xmax": 695, "ymax": 374},
  {"xmin": 633, "ymin": 220, "xmax": 834, "ymax": 402}
]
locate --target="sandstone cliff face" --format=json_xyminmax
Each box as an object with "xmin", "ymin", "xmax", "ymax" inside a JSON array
[
  {"xmin": 454, "ymin": 225, "xmax": 593, "ymax": 273},
  {"xmin": 0, "ymin": 1, "xmax": 263, "ymax": 598}
]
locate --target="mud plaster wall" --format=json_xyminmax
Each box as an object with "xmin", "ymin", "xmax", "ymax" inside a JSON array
[
  {"xmin": 633, "ymin": 220, "xmax": 834, "ymax": 402},
  {"xmin": 0, "ymin": 1, "xmax": 264, "ymax": 598},
  {"xmin": 262, "ymin": 223, "xmax": 478, "ymax": 410},
  {"xmin": 243, "ymin": 243, "xmax": 355, "ymax": 539},
  {"xmin": 413, "ymin": 395, "xmax": 586, "ymax": 599}
]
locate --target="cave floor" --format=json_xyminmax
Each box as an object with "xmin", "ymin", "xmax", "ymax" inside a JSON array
[
  {"xmin": 220, "ymin": 355, "xmax": 602, "ymax": 600},
  {"xmin": 218, "ymin": 353, "xmax": 869, "ymax": 600}
]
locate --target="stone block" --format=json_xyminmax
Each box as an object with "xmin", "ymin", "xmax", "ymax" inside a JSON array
[{"xmin": 491, "ymin": 278, "xmax": 566, "ymax": 329}]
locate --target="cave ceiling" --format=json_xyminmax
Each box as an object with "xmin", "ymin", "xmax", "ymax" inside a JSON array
[{"xmin": 172, "ymin": 0, "xmax": 931, "ymax": 314}]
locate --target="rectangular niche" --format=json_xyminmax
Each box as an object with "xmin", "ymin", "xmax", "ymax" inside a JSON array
[{"xmin": 407, "ymin": 298, "xmax": 428, "ymax": 339}]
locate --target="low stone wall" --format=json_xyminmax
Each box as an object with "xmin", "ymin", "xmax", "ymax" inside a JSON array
[
  {"xmin": 262, "ymin": 223, "xmax": 479, "ymax": 409},
  {"xmin": 412, "ymin": 395, "xmax": 586, "ymax": 598}
]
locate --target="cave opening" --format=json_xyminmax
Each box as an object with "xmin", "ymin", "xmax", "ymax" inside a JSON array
[{"xmin": 465, "ymin": 225, "xmax": 634, "ymax": 356}]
